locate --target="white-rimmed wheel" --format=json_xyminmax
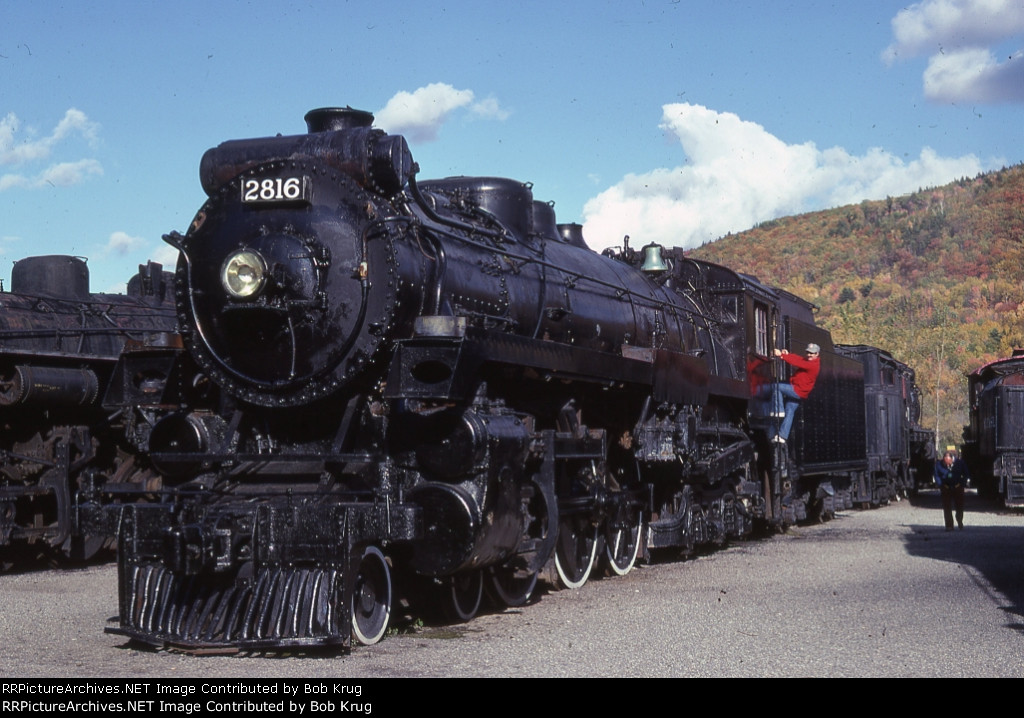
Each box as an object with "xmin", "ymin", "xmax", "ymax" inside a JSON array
[
  {"xmin": 351, "ymin": 546, "xmax": 392, "ymax": 645},
  {"xmin": 604, "ymin": 502, "xmax": 643, "ymax": 576},
  {"xmin": 554, "ymin": 518, "xmax": 598, "ymax": 589},
  {"xmin": 486, "ymin": 564, "xmax": 539, "ymax": 608},
  {"xmin": 441, "ymin": 570, "xmax": 484, "ymax": 623}
]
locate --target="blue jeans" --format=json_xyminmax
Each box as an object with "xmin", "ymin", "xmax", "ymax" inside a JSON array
[{"xmin": 771, "ymin": 383, "xmax": 802, "ymax": 440}]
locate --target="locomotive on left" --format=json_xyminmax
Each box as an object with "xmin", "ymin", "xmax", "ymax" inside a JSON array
[
  {"xmin": 99, "ymin": 107, "xmax": 922, "ymax": 652},
  {"xmin": 0, "ymin": 255, "xmax": 177, "ymax": 563}
]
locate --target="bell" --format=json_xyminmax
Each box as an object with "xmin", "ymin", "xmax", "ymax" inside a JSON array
[{"xmin": 640, "ymin": 243, "xmax": 669, "ymax": 273}]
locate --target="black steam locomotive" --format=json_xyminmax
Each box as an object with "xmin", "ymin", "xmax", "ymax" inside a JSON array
[
  {"xmin": 835, "ymin": 345, "xmax": 934, "ymax": 504},
  {"xmin": 962, "ymin": 351, "xmax": 1024, "ymax": 506},
  {"xmin": 100, "ymin": 108, "xmax": 928, "ymax": 651},
  {"xmin": 0, "ymin": 255, "xmax": 177, "ymax": 563}
]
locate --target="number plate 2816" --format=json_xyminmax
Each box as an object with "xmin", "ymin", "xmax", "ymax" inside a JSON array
[{"xmin": 242, "ymin": 176, "xmax": 310, "ymax": 204}]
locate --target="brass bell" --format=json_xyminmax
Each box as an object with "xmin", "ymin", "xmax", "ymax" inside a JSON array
[{"xmin": 640, "ymin": 243, "xmax": 669, "ymax": 273}]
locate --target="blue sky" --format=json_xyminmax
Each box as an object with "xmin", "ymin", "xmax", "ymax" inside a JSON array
[{"xmin": 2, "ymin": 0, "xmax": 1022, "ymax": 292}]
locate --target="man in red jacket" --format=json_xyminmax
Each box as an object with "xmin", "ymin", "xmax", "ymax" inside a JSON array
[{"xmin": 770, "ymin": 343, "xmax": 821, "ymax": 443}]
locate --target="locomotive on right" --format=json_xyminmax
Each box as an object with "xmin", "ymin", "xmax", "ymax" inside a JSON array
[{"xmin": 962, "ymin": 350, "xmax": 1024, "ymax": 506}]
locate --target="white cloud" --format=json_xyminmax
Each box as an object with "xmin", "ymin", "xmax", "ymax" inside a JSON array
[
  {"xmin": 105, "ymin": 231, "xmax": 146, "ymax": 256},
  {"xmin": 0, "ymin": 173, "xmax": 29, "ymax": 191},
  {"xmin": 581, "ymin": 103, "xmax": 989, "ymax": 252},
  {"xmin": 923, "ymin": 47, "xmax": 1024, "ymax": 102},
  {"xmin": 0, "ymin": 109, "xmax": 103, "ymax": 191},
  {"xmin": 883, "ymin": 0, "xmax": 1024, "ymax": 103},
  {"xmin": 38, "ymin": 159, "xmax": 103, "ymax": 187},
  {"xmin": 1, "ymin": 158, "xmax": 103, "ymax": 190},
  {"xmin": 0, "ymin": 114, "xmax": 27, "ymax": 162},
  {"xmin": 469, "ymin": 96, "xmax": 510, "ymax": 121},
  {"xmin": 1, "ymin": 108, "xmax": 99, "ymax": 166},
  {"xmin": 52, "ymin": 108, "xmax": 99, "ymax": 145},
  {"xmin": 151, "ymin": 243, "xmax": 181, "ymax": 268},
  {"xmin": 374, "ymin": 83, "xmax": 507, "ymax": 142}
]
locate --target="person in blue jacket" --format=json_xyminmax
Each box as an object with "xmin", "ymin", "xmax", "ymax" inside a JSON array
[{"xmin": 934, "ymin": 450, "xmax": 969, "ymax": 530}]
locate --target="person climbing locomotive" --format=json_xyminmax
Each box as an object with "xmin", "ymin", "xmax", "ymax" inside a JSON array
[{"xmin": 771, "ymin": 342, "xmax": 821, "ymax": 443}]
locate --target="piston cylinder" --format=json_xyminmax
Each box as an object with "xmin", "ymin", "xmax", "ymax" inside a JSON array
[{"xmin": 0, "ymin": 365, "xmax": 99, "ymax": 407}]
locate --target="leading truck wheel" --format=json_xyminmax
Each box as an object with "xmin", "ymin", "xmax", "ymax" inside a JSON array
[{"xmin": 351, "ymin": 546, "xmax": 392, "ymax": 645}]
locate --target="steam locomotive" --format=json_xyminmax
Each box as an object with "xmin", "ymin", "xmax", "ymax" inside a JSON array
[
  {"xmin": 835, "ymin": 344, "xmax": 934, "ymax": 504},
  {"xmin": 99, "ymin": 108, "xmax": 929, "ymax": 651},
  {"xmin": 962, "ymin": 351, "xmax": 1024, "ymax": 506},
  {"xmin": 0, "ymin": 255, "xmax": 177, "ymax": 563}
]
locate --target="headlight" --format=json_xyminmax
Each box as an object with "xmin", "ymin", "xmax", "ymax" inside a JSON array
[{"xmin": 221, "ymin": 249, "xmax": 267, "ymax": 298}]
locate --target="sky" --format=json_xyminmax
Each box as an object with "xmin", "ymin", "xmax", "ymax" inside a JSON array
[{"xmin": 2, "ymin": 0, "xmax": 1022, "ymax": 292}]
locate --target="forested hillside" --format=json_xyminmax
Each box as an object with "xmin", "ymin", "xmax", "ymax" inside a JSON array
[{"xmin": 688, "ymin": 163, "xmax": 1024, "ymax": 448}]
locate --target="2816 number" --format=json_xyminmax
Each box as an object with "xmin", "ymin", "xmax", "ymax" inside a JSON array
[{"xmin": 242, "ymin": 176, "xmax": 308, "ymax": 203}]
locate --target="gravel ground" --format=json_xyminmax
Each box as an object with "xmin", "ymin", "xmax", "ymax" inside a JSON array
[{"xmin": 2, "ymin": 489, "xmax": 1022, "ymax": 678}]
